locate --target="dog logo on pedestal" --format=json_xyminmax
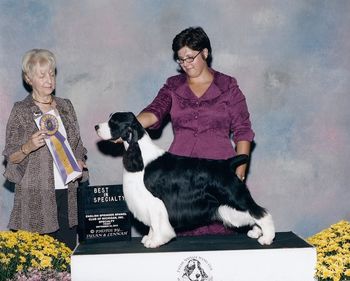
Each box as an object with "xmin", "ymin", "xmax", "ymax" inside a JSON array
[{"xmin": 178, "ymin": 256, "xmax": 213, "ymax": 281}]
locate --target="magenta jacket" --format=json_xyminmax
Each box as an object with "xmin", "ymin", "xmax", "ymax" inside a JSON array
[{"xmin": 142, "ymin": 69, "xmax": 255, "ymax": 160}]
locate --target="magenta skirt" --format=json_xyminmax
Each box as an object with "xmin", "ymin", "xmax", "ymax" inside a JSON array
[{"xmin": 177, "ymin": 222, "xmax": 234, "ymax": 236}]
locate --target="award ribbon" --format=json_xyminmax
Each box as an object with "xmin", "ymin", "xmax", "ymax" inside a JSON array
[{"xmin": 40, "ymin": 114, "xmax": 81, "ymax": 183}]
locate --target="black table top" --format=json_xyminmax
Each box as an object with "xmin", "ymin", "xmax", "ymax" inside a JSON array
[{"xmin": 73, "ymin": 231, "xmax": 313, "ymax": 256}]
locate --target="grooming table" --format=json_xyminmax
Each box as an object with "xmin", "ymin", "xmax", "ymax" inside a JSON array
[{"xmin": 71, "ymin": 231, "xmax": 316, "ymax": 281}]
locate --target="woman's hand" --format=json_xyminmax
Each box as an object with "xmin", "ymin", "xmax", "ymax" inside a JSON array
[
  {"xmin": 112, "ymin": 137, "xmax": 123, "ymax": 143},
  {"xmin": 235, "ymin": 165, "xmax": 246, "ymax": 181},
  {"xmin": 72, "ymin": 159, "xmax": 87, "ymax": 182},
  {"xmin": 235, "ymin": 141, "xmax": 251, "ymax": 182},
  {"xmin": 78, "ymin": 159, "xmax": 87, "ymax": 171},
  {"xmin": 25, "ymin": 130, "xmax": 48, "ymax": 152},
  {"xmin": 9, "ymin": 129, "xmax": 48, "ymax": 163}
]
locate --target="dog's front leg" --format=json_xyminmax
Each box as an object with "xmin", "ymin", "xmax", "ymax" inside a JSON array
[
  {"xmin": 141, "ymin": 197, "xmax": 176, "ymax": 248},
  {"xmin": 254, "ymin": 213, "xmax": 275, "ymax": 245},
  {"xmin": 141, "ymin": 228, "xmax": 154, "ymax": 244}
]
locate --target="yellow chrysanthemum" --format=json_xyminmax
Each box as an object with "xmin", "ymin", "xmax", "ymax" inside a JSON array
[
  {"xmin": 19, "ymin": 255, "xmax": 26, "ymax": 263},
  {"xmin": 344, "ymin": 268, "xmax": 350, "ymax": 277},
  {"xmin": 307, "ymin": 220, "xmax": 350, "ymax": 281},
  {"xmin": 0, "ymin": 256, "xmax": 11, "ymax": 265},
  {"xmin": 0, "ymin": 230, "xmax": 72, "ymax": 280},
  {"xmin": 40, "ymin": 256, "xmax": 53, "ymax": 268},
  {"xmin": 31, "ymin": 259, "xmax": 40, "ymax": 268}
]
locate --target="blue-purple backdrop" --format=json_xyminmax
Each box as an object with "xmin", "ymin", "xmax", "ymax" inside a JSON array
[{"xmin": 1, "ymin": 0, "xmax": 349, "ymax": 238}]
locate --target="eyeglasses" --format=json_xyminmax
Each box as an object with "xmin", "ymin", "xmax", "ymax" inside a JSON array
[{"xmin": 176, "ymin": 50, "xmax": 202, "ymax": 64}]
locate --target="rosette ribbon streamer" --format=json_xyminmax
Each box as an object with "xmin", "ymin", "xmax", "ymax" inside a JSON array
[{"xmin": 39, "ymin": 113, "xmax": 81, "ymax": 184}]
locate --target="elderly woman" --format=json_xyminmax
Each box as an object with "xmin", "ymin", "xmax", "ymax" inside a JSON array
[
  {"xmin": 3, "ymin": 49, "xmax": 88, "ymax": 249},
  {"xmin": 137, "ymin": 27, "xmax": 255, "ymax": 236}
]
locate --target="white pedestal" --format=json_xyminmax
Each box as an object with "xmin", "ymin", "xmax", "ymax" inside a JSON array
[{"xmin": 71, "ymin": 232, "xmax": 316, "ymax": 281}]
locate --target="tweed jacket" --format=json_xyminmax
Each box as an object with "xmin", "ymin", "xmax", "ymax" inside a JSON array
[{"xmin": 3, "ymin": 95, "xmax": 88, "ymax": 234}]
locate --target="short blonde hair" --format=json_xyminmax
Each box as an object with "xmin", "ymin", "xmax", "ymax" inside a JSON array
[{"xmin": 22, "ymin": 49, "xmax": 56, "ymax": 81}]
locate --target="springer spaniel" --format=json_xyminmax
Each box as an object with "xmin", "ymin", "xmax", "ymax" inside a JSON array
[
  {"xmin": 95, "ymin": 112, "xmax": 275, "ymax": 248},
  {"xmin": 182, "ymin": 259, "xmax": 208, "ymax": 281}
]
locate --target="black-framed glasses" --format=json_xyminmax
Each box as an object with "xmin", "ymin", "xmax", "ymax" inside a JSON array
[{"xmin": 176, "ymin": 50, "xmax": 202, "ymax": 64}]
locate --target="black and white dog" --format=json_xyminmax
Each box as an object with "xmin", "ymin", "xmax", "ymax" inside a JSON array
[{"xmin": 95, "ymin": 112, "xmax": 275, "ymax": 248}]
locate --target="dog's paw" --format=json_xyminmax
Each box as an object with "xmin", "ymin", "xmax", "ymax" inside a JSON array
[
  {"xmin": 141, "ymin": 234, "xmax": 164, "ymax": 248},
  {"xmin": 142, "ymin": 237, "xmax": 164, "ymax": 248},
  {"xmin": 257, "ymin": 234, "xmax": 274, "ymax": 245},
  {"xmin": 141, "ymin": 235, "xmax": 150, "ymax": 244},
  {"xmin": 247, "ymin": 225, "xmax": 262, "ymax": 239},
  {"xmin": 141, "ymin": 232, "xmax": 175, "ymax": 248}
]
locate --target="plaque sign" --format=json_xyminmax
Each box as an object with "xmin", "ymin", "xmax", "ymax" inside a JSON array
[{"xmin": 77, "ymin": 184, "xmax": 131, "ymax": 243}]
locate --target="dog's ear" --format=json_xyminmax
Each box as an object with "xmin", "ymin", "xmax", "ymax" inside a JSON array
[
  {"xmin": 128, "ymin": 127, "xmax": 139, "ymax": 144},
  {"xmin": 182, "ymin": 264, "xmax": 191, "ymax": 277},
  {"xmin": 123, "ymin": 133, "xmax": 144, "ymax": 172},
  {"xmin": 120, "ymin": 127, "xmax": 133, "ymax": 143},
  {"xmin": 120, "ymin": 120, "xmax": 144, "ymax": 143},
  {"xmin": 121, "ymin": 112, "xmax": 146, "ymax": 172},
  {"xmin": 198, "ymin": 261, "xmax": 208, "ymax": 279},
  {"xmin": 229, "ymin": 154, "xmax": 249, "ymax": 170},
  {"xmin": 130, "ymin": 115, "xmax": 145, "ymax": 140}
]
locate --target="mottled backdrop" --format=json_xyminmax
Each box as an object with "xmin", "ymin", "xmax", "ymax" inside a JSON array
[{"xmin": 1, "ymin": 0, "xmax": 349, "ymax": 239}]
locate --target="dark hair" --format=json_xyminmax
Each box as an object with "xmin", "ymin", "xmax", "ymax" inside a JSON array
[{"xmin": 172, "ymin": 26, "xmax": 212, "ymax": 67}]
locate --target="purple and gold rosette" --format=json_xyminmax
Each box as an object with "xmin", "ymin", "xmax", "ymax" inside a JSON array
[
  {"xmin": 40, "ymin": 113, "xmax": 81, "ymax": 184},
  {"xmin": 40, "ymin": 113, "xmax": 59, "ymax": 135}
]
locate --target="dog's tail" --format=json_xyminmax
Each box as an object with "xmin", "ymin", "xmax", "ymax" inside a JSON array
[
  {"xmin": 228, "ymin": 154, "xmax": 249, "ymax": 171},
  {"xmin": 229, "ymin": 154, "xmax": 268, "ymax": 219}
]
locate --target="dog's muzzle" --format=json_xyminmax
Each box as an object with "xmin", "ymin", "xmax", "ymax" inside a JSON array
[{"xmin": 95, "ymin": 122, "xmax": 112, "ymax": 140}]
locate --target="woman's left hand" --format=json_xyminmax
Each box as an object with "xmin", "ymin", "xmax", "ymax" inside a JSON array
[
  {"xmin": 78, "ymin": 159, "xmax": 87, "ymax": 171},
  {"xmin": 235, "ymin": 141, "xmax": 250, "ymax": 182},
  {"xmin": 236, "ymin": 165, "xmax": 246, "ymax": 181},
  {"xmin": 72, "ymin": 160, "xmax": 87, "ymax": 182}
]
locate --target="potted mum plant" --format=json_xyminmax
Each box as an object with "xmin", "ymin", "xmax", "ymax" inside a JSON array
[
  {"xmin": 307, "ymin": 220, "xmax": 350, "ymax": 281},
  {"xmin": 0, "ymin": 230, "xmax": 72, "ymax": 281}
]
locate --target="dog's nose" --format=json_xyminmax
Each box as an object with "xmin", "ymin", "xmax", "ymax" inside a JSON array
[{"xmin": 95, "ymin": 125, "xmax": 100, "ymax": 131}]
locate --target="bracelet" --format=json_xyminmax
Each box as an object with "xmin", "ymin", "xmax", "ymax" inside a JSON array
[{"xmin": 21, "ymin": 144, "xmax": 29, "ymax": 155}]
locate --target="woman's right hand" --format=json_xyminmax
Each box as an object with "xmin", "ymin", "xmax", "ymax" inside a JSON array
[
  {"xmin": 25, "ymin": 129, "xmax": 48, "ymax": 152},
  {"xmin": 9, "ymin": 129, "xmax": 48, "ymax": 164}
]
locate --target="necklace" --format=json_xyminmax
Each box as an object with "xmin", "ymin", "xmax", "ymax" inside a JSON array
[{"xmin": 32, "ymin": 95, "xmax": 53, "ymax": 105}]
